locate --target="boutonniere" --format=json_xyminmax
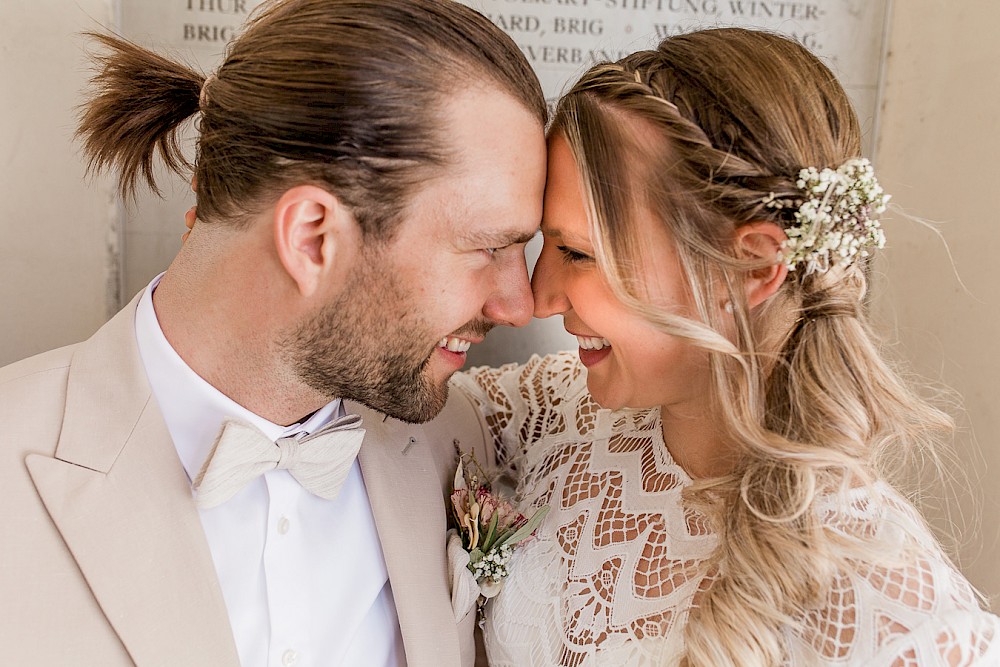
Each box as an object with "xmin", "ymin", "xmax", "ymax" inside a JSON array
[{"xmin": 450, "ymin": 454, "xmax": 549, "ymax": 599}]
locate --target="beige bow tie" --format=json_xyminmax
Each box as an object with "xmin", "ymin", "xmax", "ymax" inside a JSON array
[{"xmin": 193, "ymin": 414, "xmax": 366, "ymax": 509}]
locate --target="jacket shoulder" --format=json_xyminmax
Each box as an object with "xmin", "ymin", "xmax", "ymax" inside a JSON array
[
  {"xmin": 0, "ymin": 344, "xmax": 77, "ymax": 388},
  {"xmin": 0, "ymin": 345, "xmax": 77, "ymax": 454}
]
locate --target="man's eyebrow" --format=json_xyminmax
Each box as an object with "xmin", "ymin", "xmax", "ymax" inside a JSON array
[{"xmin": 460, "ymin": 228, "xmax": 539, "ymax": 247}]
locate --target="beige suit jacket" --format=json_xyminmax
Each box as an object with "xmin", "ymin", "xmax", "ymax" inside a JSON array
[{"xmin": 0, "ymin": 293, "xmax": 489, "ymax": 666}]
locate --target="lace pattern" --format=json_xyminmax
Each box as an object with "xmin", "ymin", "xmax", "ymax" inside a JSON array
[{"xmin": 451, "ymin": 352, "xmax": 1000, "ymax": 666}]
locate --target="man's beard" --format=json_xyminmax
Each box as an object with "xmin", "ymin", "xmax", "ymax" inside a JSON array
[{"xmin": 279, "ymin": 253, "xmax": 449, "ymax": 424}]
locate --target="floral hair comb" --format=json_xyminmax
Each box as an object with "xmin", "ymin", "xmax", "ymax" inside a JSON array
[{"xmin": 763, "ymin": 158, "xmax": 890, "ymax": 274}]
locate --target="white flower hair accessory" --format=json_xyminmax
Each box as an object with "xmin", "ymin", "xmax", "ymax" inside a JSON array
[{"xmin": 762, "ymin": 158, "xmax": 890, "ymax": 274}]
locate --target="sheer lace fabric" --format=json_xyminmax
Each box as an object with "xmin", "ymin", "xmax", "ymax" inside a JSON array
[{"xmin": 451, "ymin": 353, "xmax": 1000, "ymax": 666}]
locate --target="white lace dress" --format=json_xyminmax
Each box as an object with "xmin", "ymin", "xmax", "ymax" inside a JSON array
[{"xmin": 451, "ymin": 352, "xmax": 1000, "ymax": 666}]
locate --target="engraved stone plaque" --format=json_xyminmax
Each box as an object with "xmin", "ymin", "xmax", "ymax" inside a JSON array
[{"xmin": 460, "ymin": 0, "xmax": 888, "ymax": 134}]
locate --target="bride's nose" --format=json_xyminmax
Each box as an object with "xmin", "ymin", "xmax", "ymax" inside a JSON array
[{"xmin": 531, "ymin": 239, "xmax": 571, "ymax": 319}]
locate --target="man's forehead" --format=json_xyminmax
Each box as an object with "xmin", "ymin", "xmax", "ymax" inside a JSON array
[
  {"xmin": 428, "ymin": 169, "xmax": 542, "ymax": 246},
  {"xmin": 396, "ymin": 177, "xmax": 540, "ymax": 247},
  {"xmin": 400, "ymin": 86, "xmax": 546, "ymax": 246}
]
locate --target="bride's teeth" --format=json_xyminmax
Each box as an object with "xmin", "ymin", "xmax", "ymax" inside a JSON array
[
  {"xmin": 439, "ymin": 336, "xmax": 472, "ymax": 353},
  {"xmin": 576, "ymin": 335, "xmax": 611, "ymax": 350}
]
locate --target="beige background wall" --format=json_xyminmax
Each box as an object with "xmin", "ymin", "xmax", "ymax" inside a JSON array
[
  {"xmin": 0, "ymin": 0, "xmax": 997, "ymax": 602},
  {"xmin": 874, "ymin": 1, "xmax": 1000, "ymax": 601},
  {"xmin": 0, "ymin": 0, "xmax": 117, "ymax": 367}
]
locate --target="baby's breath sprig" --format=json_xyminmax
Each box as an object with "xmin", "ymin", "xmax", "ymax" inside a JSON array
[{"xmin": 763, "ymin": 158, "xmax": 889, "ymax": 274}]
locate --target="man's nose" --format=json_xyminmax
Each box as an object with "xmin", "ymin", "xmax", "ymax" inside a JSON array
[
  {"xmin": 531, "ymin": 241, "xmax": 570, "ymax": 319},
  {"xmin": 483, "ymin": 252, "xmax": 534, "ymax": 328}
]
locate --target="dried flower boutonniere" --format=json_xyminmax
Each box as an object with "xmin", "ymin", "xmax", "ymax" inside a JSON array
[{"xmin": 450, "ymin": 454, "xmax": 549, "ymax": 599}]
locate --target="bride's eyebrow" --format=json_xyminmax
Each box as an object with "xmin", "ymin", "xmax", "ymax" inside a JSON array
[
  {"xmin": 540, "ymin": 225, "xmax": 564, "ymax": 240},
  {"xmin": 541, "ymin": 225, "xmax": 590, "ymax": 247}
]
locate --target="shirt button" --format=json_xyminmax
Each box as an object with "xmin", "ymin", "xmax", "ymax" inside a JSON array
[
  {"xmin": 281, "ymin": 649, "xmax": 298, "ymax": 666},
  {"xmin": 277, "ymin": 517, "xmax": 290, "ymax": 535}
]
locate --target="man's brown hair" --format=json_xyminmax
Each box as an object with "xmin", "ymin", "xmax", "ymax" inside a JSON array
[{"xmin": 78, "ymin": 0, "xmax": 545, "ymax": 237}]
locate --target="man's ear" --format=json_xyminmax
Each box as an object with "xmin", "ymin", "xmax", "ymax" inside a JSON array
[
  {"xmin": 735, "ymin": 221, "xmax": 789, "ymax": 309},
  {"xmin": 273, "ymin": 185, "xmax": 361, "ymax": 298}
]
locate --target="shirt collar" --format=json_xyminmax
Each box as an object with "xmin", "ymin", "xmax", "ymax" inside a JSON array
[{"xmin": 133, "ymin": 273, "xmax": 342, "ymax": 483}]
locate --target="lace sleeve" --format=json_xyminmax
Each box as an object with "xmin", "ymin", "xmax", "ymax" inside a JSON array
[
  {"xmin": 874, "ymin": 608, "xmax": 1000, "ymax": 666},
  {"xmin": 449, "ymin": 352, "xmax": 585, "ymax": 477},
  {"xmin": 792, "ymin": 487, "xmax": 1000, "ymax": 666}
]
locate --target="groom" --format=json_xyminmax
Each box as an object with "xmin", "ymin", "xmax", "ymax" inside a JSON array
[{"xmin": 0, "ymin": 0, "xmax": 545, "ymax": 664}]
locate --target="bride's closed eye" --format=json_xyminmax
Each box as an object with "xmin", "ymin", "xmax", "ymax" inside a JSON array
[{"xmin": 557, "ymin": 245, "xmax": 593, "ymax": 264}]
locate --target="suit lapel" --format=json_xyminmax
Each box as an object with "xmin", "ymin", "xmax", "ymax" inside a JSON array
[
  {"xmin": 350, "ymin": 402, "xmax": 462, "ymax": 667},
  {"xmin": 26, "ymin": 295, "xmax": 239, "ymax": 666}
]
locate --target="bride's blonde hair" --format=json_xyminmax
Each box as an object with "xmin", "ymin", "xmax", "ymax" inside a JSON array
[{"xmin": 550, "ymin": 28, "xmax": 957, "ymax": 666}]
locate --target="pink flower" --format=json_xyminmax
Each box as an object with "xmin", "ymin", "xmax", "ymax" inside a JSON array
[
  {"xmin": 476, "ymin": 488, "xmax": 526, "ymax": 534},
  {"xmin": 496, "ymin": 499, "xmax": 525, "ymax": 532},
  {"xmin": 478, "ymin": 491, "xmax": 499, "ymax": 528}
]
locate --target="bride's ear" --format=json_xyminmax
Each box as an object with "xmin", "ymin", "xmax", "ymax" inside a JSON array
[{"xmin": 734, "ymin": 222, "xmax": 788, "ymax": 309}]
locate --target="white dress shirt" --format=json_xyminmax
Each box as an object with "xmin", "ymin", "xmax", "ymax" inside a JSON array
[{"xmin": 134, "ymin": 275, "xmax": 406, "ymax": 667}]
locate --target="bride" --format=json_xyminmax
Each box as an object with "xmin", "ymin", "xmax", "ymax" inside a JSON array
[{"xmin": 451, "ymin": 28, "xmax": 1000, "ymax": 666}]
